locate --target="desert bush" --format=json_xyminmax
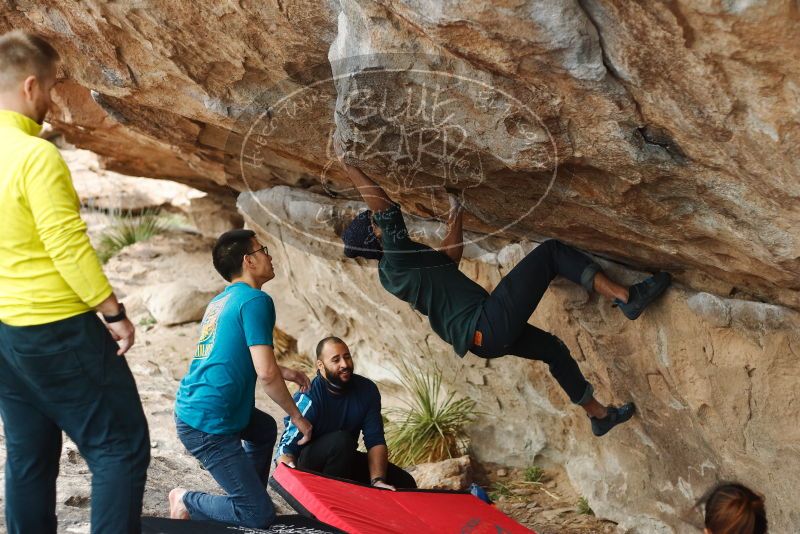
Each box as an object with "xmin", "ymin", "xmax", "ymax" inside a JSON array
[
  {"xmin": 97, "ymin": 209, "xmax": 170, "ymax": 262},
  {"xmin": 577, "ymin": 496, "xmax": 594, "ymax": 515},
  {"xmin": 524, "ymin": 465, "xmax": 545, "ymax": 483},
  {"xmin": 385, "ymin": 363, "xmax": 476, "ymax": 466}
]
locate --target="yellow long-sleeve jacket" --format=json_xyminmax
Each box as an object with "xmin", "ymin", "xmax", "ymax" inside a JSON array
[{"xmin": 0, "ymin": 110, "xmax": 112, "ymax": 326}]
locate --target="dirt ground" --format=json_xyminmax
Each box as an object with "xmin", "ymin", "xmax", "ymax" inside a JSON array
[
  {"xmin": 475, "ymin": 462, "xmax": 620, "ymax": 534},
  {"xmin": 0, "ymin": 209, "xmax": 622, "ymax": 533}
]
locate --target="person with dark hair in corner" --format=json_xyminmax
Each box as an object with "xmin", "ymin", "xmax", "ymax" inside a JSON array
[
  {"xmin": 275, "ymin": 336, "xmax": 416, "ymax": 491},
  {"xmin": 169, "ymin": 230, "xmax": 313, "ymax": 528},
  {"xmin": 334, "ymin": 136, "xmax": 672, "ymax": 437},
  {"xmin": 698, "ymin": 482, "xmax": 767, "ymax": 534}
]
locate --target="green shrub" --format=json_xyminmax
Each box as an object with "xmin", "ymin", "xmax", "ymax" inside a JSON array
[
  {"xmin": 577, "ymin": 496, "xmax": 594, "ymax": 515},
  {"xmin": 385, "ymin": 363, "xmax": 476, "ymax": 467},
  {"xmin": 489, "ymin": 481, "xmax": 512, "ymax": 501},
  {"xmin": 524, "ymin": 465, "xmax": 545, "ymax": 483},
  {"xmin": 97, "ymin": 209, "xmax": 170, "ymax": 263}
]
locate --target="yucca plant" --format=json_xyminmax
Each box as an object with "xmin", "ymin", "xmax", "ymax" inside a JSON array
[
  {"xmin": 97, "ymin": 209, "xmax": 170, "ymax": 263},
  {"xmin": 385, "ymin": 363, "xmax": 477, "ymax": 467},
  {"xmin": 577, "ymin": 496, "xmax": 594, "ymax": 515}
]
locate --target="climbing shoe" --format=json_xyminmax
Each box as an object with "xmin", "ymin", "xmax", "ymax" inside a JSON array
[
  {"xmin": 591, "ymin": 403, "xmax": 636, "ymax": 437},
  {"xmin": 615, "ymin": 272, "xmax": 672, "ymax": 320}
]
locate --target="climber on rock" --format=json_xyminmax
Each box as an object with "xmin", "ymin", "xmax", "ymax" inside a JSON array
[{"xmin": 333, "ymin": 136, "xmax": 671, "ymax": 437}]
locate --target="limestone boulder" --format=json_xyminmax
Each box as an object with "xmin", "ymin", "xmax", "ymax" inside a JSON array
[
  {"xmin": 0, "ymin": 0, "xmax": 797, "ymax": 309},
  {"xmin": 406, "ymin": 456, "xmax": 474, "ymax": 491},
  {"xmin": 64, "ymin": 147, "xmax": 205, "ymax": 213},
  {"xmin": 142, "ymin": 282, "xmax": 218, "ymax": 326},
  {"xmin": 181, "ymin": 194, "xmax": 245, "ymax": 238}
]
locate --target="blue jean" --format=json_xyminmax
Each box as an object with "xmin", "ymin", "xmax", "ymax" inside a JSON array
[
  {"xmin": 0, "ymin": 312, "xmax": 150, "ymax": 534},
  {"xmin": 176, "ymin": 409, "xmax": 278, "ymax": 528},
  {"xmin": 470, "ymin": 240, "xmax": 600, "ymax": 405}
]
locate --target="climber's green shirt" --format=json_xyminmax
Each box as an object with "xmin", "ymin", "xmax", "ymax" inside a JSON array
[
  {"xmin": 0, "ymin": 110, "xmax": 112, "ymax": 326},
  {"xmin": 373, "ymin": 204, "xmax": 488, "ymax": 356}
]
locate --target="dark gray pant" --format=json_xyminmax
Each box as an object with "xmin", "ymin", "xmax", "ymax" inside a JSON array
[
  {"xmin": 297, "ymin": 430, "xmax": 416, "ymax": 489},
  {"xmin": 0, "ymin": 312, "xmax": 150, "ymax": 534},
  {"xmin": 470, "ymin": 240, "xmax": 600, "ymax": 405}
]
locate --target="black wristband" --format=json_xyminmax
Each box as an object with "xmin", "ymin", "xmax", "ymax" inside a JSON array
[
  {"xmin": 103, "ymin": 303, "xmax": 127, "ymax": 323},
  {"xmin": 371, "ymin": 476, "xmax": 386, "ymax": 485}
]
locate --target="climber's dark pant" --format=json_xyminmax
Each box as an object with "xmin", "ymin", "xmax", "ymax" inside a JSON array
[
  {"xmin": 0, "ymin": 312, "xmax": 150, "ymax": 534},
  {"xmin": 470, "ymin": 240, "xmax": 601, "ymax": 405}
]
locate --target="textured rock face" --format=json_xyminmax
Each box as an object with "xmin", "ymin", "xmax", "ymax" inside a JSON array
[
  {"xmin": 1, "ymin": 1, "xmax": 798, "ymax": 309},
  {"xmin": 240, "ymin": 186, "xmax": 799, "ymax": 533},
  {"xmin": 65, "ymin": 147, "xmax": 205, "ymax": 212},
  {"xmin": 2, "ymin": 1, "xmax": 799, "ymax": 531}
]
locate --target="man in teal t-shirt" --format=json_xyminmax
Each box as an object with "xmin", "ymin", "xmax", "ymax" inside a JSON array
[
  {"xmin": 175, "ymin": 281, "xmax": 277, "ymax": 435},
  {"xmin": 170, "ymin": 230, "xmax": 313, "ymax": 529},
  {"xmin": 335, "ymin": 138, "xmax": 671, "ymax": 439}
]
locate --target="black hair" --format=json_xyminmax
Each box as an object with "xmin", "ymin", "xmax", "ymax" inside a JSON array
[
  {"xmin": 341, "ymin": 210, "xmax": 383, "ymax": 260},
  {"xmin": 212, "ymin": 229, "xmax": 256, "ymax": 282},
  {"xmin": 315, "ymin": 336, "xmax": 347, "ymax": 360}
]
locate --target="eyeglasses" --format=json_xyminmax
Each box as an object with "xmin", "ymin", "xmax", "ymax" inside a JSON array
[{"xmin": 246, "ymin": 245, "xmax": 269, "ymax": 257}]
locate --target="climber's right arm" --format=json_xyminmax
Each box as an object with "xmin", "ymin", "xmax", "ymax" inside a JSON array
[
  {"xmin": 437, "ymin": 194, "xmax": 464, "ymax": 265},
  {"xmin": 334, "ymin": 135, "xmax": 394, "ymax": 213}
]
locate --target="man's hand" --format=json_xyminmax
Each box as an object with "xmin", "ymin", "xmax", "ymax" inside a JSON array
[
  {"xmin": 280, "ymin": 367, "xmax": 311, "ymax": 393},
  {"xmin": 372, "ymin": 480, "xmax": 396, "ymax": 491},
  {"xmin": 106, "ymin": 317, "xmax": 135, "ymax": 356},
  {"xmin": 96, "ymin": 294, "xmax": 134, "ymax": 355},
  {"xmin": 367, "ymin": 445, "xmax": 393, "ymax": 490},
  {"xmin": 277, "ymin": 454, "xmax": 296, "ymax": 468},
  {"xmin": 291, "ymin": 414, "xmax": 313, "ymax": 446}
]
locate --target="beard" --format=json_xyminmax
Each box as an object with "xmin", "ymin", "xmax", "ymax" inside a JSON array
[
  {"xmin": 33, "ymin": 99, "xmax": 49, "ymax": 124},
  {"xmin": 320, "ymin": 366, "xmax": 353, "ymax": 393}
]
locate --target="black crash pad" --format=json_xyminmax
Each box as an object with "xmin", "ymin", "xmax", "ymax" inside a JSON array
[{"xmin": 142, "ymin": 515, "xmax": 344, "ymax": 534}]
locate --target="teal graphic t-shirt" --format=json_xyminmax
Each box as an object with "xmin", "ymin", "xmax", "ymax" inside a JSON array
[{"xmin": 175, "ymin": 282, "xmax": 275, "ymax": 435}]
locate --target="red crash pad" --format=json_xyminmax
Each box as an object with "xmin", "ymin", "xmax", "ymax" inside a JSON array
[{"xmin": 269, "ymin": 463, "xmax": 535, "ymax": 534}]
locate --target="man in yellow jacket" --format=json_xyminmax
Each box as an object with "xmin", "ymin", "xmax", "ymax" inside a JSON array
[{"xmin": 0, "ymin": 31, "xmax": 149, "ymax": 534}]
